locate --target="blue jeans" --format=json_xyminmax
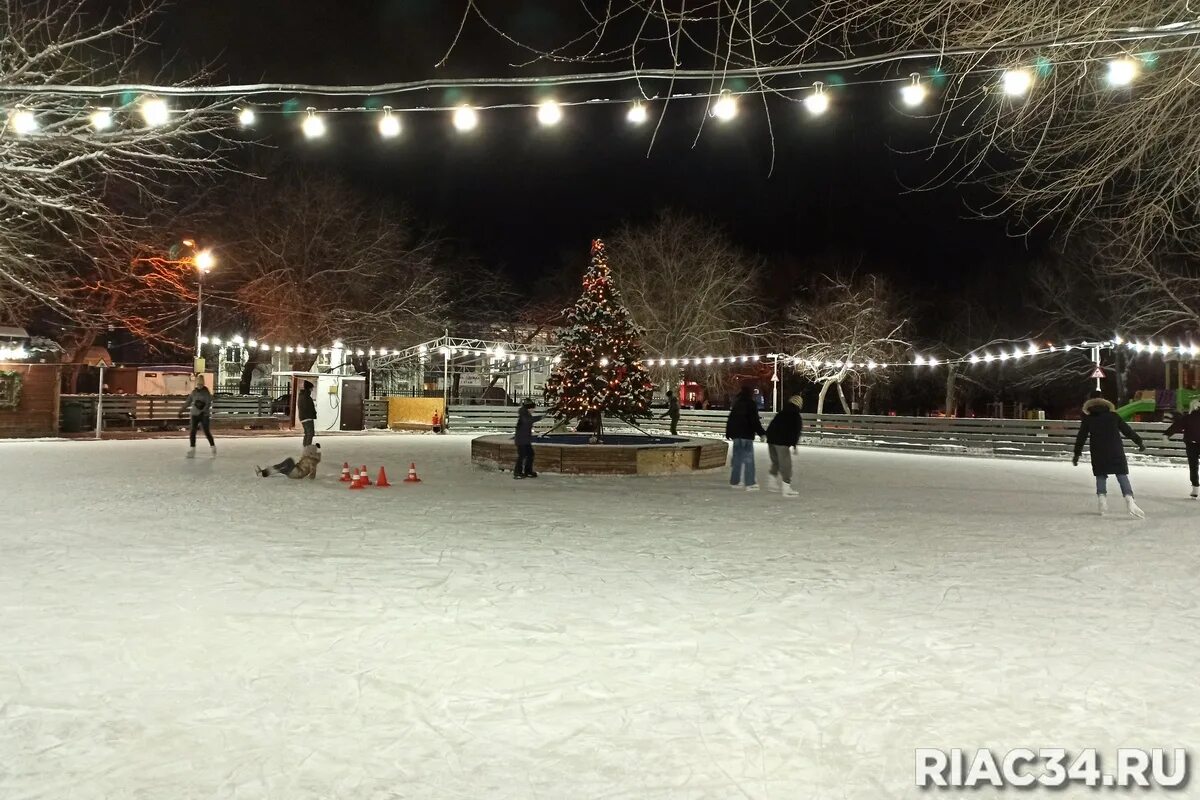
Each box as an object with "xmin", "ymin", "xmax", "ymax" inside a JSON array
[
  {"xmin": 1096, "ymin": 474, "xmax": 1133, "ymax": 497},
  {"xmin": 730, "ymin": 438, "xmax": 756, "ymax": 486}
]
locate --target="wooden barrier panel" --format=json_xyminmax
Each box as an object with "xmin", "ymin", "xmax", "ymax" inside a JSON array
[
  {"xmin": 448, "ymin": 406, "xmax": 1186, "ymax": 463},
  {"xmin": 62, "ymin": 394, "xmax": 282, "ymax": 431}
]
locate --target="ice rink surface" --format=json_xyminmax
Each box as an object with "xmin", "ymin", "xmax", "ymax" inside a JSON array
[{"xmin": 2, "ymin": 434, "xmax": 1197, "ymax": 799}]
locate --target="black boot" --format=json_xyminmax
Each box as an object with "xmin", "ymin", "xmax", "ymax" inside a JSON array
[
  {"xmin": 513, "ymin": 471, "xmax": 525, "ymax": 479},
  {"xmin": 525, "ymin": 471, "xmax": 538, "ymax": 478}
]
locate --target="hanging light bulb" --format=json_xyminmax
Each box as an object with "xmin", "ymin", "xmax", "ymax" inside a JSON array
[
  {"xmin": 302, "ymin": 107, "xmax": 326, "ymax": 139},
  {"xmin": 90, "ymin": 107, "xmax": 113, "ymax": 131},
  {"xmin": 237, "ymin": 107, "xmax": 256, "ymax": 127},
  {"xmin": 536, "ymin": 100, "xmax": 563, "ymax": 127},
  {"xmin": 804, "ymin": 82, "xmax": 829, "ymax": 116},
  {"xmin": 378, "ymin": 106, "xmax": 401, "ymax": 138},
  {"xmin": 900, "ymin": 73, "xmax": 926, "ymax": 107},
  {"xmin": 141, "ymin": 97, "xmax": 169, "ymax": 126},
  {"xmin": 453, "ymin": 105, "xmax": 478, "ymax": 132},
  {"xmin": 8, "ymin": 106, "xmax": 37, "ymax": 135},
  {"xmin": 626, "ymin": 101, "xmax": 648, "ymax": 124},
  {"xmin": 1107, "ymin": 57, "xmax": 1138, "ymax": 86},
  {"xmin": 712, "ymin": 89, "xmax": 738, "ymax": 121},
  {"xmin": 1001, "ymin": 68, "xmax": 1033, "ymax": 97}
]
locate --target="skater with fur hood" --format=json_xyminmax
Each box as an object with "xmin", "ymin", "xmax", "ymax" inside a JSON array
[
  {"xmin": 256, "ymin": 443, "xmax": 322, "ymax": 480},
  {"xmin": 1073, "ymin": 391, "xmax": 1146, "ymax": 518}
]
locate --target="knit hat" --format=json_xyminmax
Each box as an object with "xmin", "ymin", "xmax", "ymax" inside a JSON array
[
  {"xmin": 788, "ymin": 395, "xmax": 803, "ymax": 408},
  {"xmin": 303, "ymin": 380, "xmax": 314, "ymax": 390}
]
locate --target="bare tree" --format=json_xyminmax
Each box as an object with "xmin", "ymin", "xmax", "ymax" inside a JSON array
[
  {"xmin": 453, "ymin": 2, "xmax": 1200, "ymax": 262},
  {"xmin": 781, "ymin": 272, "xmax": 909, "ymax": 413},
  {"xmin": 607, "ymin": 210, "xmax": 764, "ymax": 392},
  {"xmin": 0, "ymin": 0, "xmax": 231, "ymax": 323},
  {"xmin": 219, "ymin": 170, "xmax": 448, "ymax": 357}
]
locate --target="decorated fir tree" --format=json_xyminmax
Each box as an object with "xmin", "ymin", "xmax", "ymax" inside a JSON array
[{"xmin": 544, "ymin": 239, "xmax": 656, "ymax": 439}]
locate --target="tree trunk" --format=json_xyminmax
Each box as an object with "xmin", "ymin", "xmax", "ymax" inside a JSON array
[
  {"xmin": 238, "ymin": 352, "xmax": 264, "ymax": 395},
  {"xmin": 451, "ymin": 371, "xmax": 461, "ymax": 404},
  {"xmin": 836, "ymin": 380, "xmax": 851, "ymax": 414},
  {"xmin": 862, "ymin": 383, "xmax": 874, "ymax": 415},
  {"xmin": 817, "ymin": 379, "xmax": 834, "ymax": 414},
  {"xmin": 944, "ymin": 366, "xmax": 958, "ymax": 417}
]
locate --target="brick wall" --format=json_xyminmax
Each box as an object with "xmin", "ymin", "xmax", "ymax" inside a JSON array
[{"xmin": 0, "ymin": 362, "xmax": 61, "ymax": 438}]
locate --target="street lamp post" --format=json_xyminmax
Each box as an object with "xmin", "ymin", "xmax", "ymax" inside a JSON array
[{"xmin": 132, "ymin": 240, "xmax": 216, "ymax": 373}]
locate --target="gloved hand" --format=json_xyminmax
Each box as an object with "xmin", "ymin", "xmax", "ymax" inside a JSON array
[
  {"xmin": 1139, "ymin": 444, "xmax": 1147, "ymax": 453},
  {"xmin": 1072, "ymin": 455, "xmax": 1079, "ymax": 466}
]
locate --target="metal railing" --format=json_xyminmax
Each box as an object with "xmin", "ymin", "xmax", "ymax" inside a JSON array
[{"xmin": 445, "ymin": 406, "xmax": 1186, "ymax": 462}]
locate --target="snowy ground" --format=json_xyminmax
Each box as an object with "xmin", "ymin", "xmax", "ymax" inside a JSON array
[{"xmin": 1, "ymin": 434, "xmax": 1198, "ymax": 800}]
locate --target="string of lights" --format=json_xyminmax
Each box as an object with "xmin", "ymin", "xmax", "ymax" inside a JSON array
[
  {"xmin": 188, "ymin": 333, "xmax": 1199, "ymax": 372},
  {"xmin": 4, "ymin": 41, "xmax": 1199, "ymax": 140}
]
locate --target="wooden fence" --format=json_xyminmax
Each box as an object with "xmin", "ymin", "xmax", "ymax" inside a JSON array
[
  {"xmin": 445, "ymin": 406, "xmax": 1185, "ymax": 462},
  {"xmin": 364, "ymin": 398, "xmax": 388, "ymax": 429},
  {"xmin": 62, "ymin": 394, "xmax": 280, "ymax": 431}
]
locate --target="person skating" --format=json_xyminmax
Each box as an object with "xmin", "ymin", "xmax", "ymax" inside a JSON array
[
  {"xmin": 725, "ymin": 385, "xmax": 766, "ymax": 491},
  {"xmin": 297, "ymin": 380, "xmax": 317, "ymax": 446},
  {"xmin": 514, "ymin": 399, "xmax": 543, "ymax": 479},
  {"xmin": 766, "ymin": 395, "xmax": 803, "ymax": 497},
  {"xmin": 184, "ymin": 375, "xmax": 215, "ymax": 458},
  {"xmin": 256, "ymin": 443, "xmax": 322, "ymax": 479},
  {"xmin": 1164, "ymin": 399, "xmax": 1200, "ymax": 498},
  {"xmin": 1073, "ymin": 390, "xmax": 1146, "ymax": 518},
  {"xmin": 661, "ymin": 389, "xmax": 680, "ymax": 436}
]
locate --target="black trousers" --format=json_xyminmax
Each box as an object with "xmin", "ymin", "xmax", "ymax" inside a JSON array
[
  {"xmin": 264, "ymin": 457, "xmax": 296, "ymax": 477},
  {"xmin": 669, "ymin": 415, "xmax": 679, "ymax": 436},
  {"xmin": 1188, "ymin": 441, "xmax": 1200, "ymax": 487},
  {"xmin": 189, "ymin": 416, "xmax": 214, "ymax": 447},
  {"xmin": 302, "ymin": 420, "xmax": 315, "ymax": 446},
  {"xmin": 515, "ymin": 443, "xmax": 535, "ymax": 475}
]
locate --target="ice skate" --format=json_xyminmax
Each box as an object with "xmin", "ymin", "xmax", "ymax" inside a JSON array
[
  {"xmin": 513, "ymin": 472, "xmax": 525, "ymax": 480},
  {"xmin": 1097, "ymin": 495, "xmax": 1107, "ymax": 516},
  {"xmin": 1125, "ymin": 496, "xmax": 1145, "ymax": 519},
  {"xmin": 781, "ymin": 482, "xmax": 798, "ymax": 498},
  {"xmin": 186, "ymin": 447, "xmax": 195, "ymax": 459},
  {"xmin": 210, "ymin": 446, "xmax": 217, "ymax": 458},
  {"xmin": 1191, "ymin": 486, "xmax": 1198, "ymax": 499},
  {"xmin": 525, "ymin": 471, "xmax": 539, "ymax": 478},
  {"xmin": 767, "ymin": 474, "xmax": 781, "ymax": 492},
  {"xmin": 254, "ymin": 466, "xmax": 265, "ymax": 477},
  {"xmin": 745, "ymin": 484, "xmax": 760, "ymax": 492}
]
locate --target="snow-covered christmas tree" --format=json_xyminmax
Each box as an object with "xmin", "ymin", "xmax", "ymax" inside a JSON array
[{"xmin": 544, "ymin": 239, "xmax": 655, "ymax": 439}]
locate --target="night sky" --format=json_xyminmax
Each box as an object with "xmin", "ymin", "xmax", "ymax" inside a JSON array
[{"xmin": 152, "ymin": 1, "xmax": 1045, "ymax": 291}]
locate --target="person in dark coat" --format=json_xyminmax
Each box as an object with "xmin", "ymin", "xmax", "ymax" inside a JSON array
[
  {"xmin": 1073, "ymin": 391, "xmax": 1146, "ymax": 517},
  {"xmin": 298, "ymin": 380, "xmax": 317, "ymax": 446},
  {"xmin": 765, "ymin": 395, "xmax": 803, "ymax": 497},
  {"xmin": 184, "ymin": 375, "xmax": 215, "ymax": 458},
  {"xmin": 1164, "ymin": 399, "xmax": 1200, "ymax": 497},
  {"xmin": 513, "ymin": 399, "xmax": 544, "ymax": 479},
  {"xmin": 661, "ymin": 389, "xmax": 681, "ymax": 436},
  {"xmin": 725, "ymin": 386, "xmax": 766, "ymax": 490}
]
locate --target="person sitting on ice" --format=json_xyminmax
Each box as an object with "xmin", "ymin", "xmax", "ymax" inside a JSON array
[
  {"xmin": 255, "ymin": 443, "xmax": 322, "ymax": 480},
  {"xmin": 1073, "ymin": 390, "xmax": 1146, "ymax": 518},
  {"xmin": 1163, "ymin": 398, "xmax": 1200, "ymax": 498},
  {"xmin": 514, "ymin": 399, "xmax": 544, "ymax": 479}
]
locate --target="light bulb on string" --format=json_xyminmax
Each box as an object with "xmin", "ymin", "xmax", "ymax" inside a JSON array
[
  {"xmin": 302, "ymin": 108, "xmax": 326, "ymax": 139},
  {"xmin": 141, "ymin": 97, "xmax": 169, "ymax": 126},
  {"xmin": 1107, "ymin": 57, "xmax": 1138, "ymax": 86},
  {"xmin": 9, "ymin": 106, "xmax": 37, "ymax": 135},
  {"xmin": 453, "ymin": 105, "xmax": 478, "ymax": 132},
  {"xmin": 378, "ymin": 106, "xmax": 401, "ymax": 139},
  {"xmin": 90, "ymin": 107, "xmax": 113, "ymax": 131},
  {"xmin": 1001, "ymin": 68, "xmax": 1033, "ymax": 97},
  {"xmin": 899, "ymin": 73, "xmax": 926, "ymax": 107},
  {"xmin": 804, "ymin": 82, "xmax": 829, "ymax": 116},
  {"xmin": 536, "ymin": 100, "xmax": 563, "ymax": 127},
  {"xmin": 712, "ymin": 90, "xmax": 738, "ymax": 121},
  {"xmin": 237, "ymin": 107, "xmax": 256, "ymax": 127},
  {"xmin": 627, "ymin": 101, "xmax": 648, "ymax": 124}
]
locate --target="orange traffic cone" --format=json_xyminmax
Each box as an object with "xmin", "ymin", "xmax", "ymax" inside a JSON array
[
  {"xmin": 359, "ymin": 465, "xmax": 371, "ymax": 486},
  {"xmin": 339, "ymin": 462, "xmax": 351, "ymax": 482},
  {"xmin": 403, "ymin": 462, "xmax": 422, "ymax": 483},
  {"xmin": 375, "ymin": 466, "xmax": 392, "ymax": 487},
  {"xmin": 349, "ymin": 471, "xmax": 365, "ymax": 490}
]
